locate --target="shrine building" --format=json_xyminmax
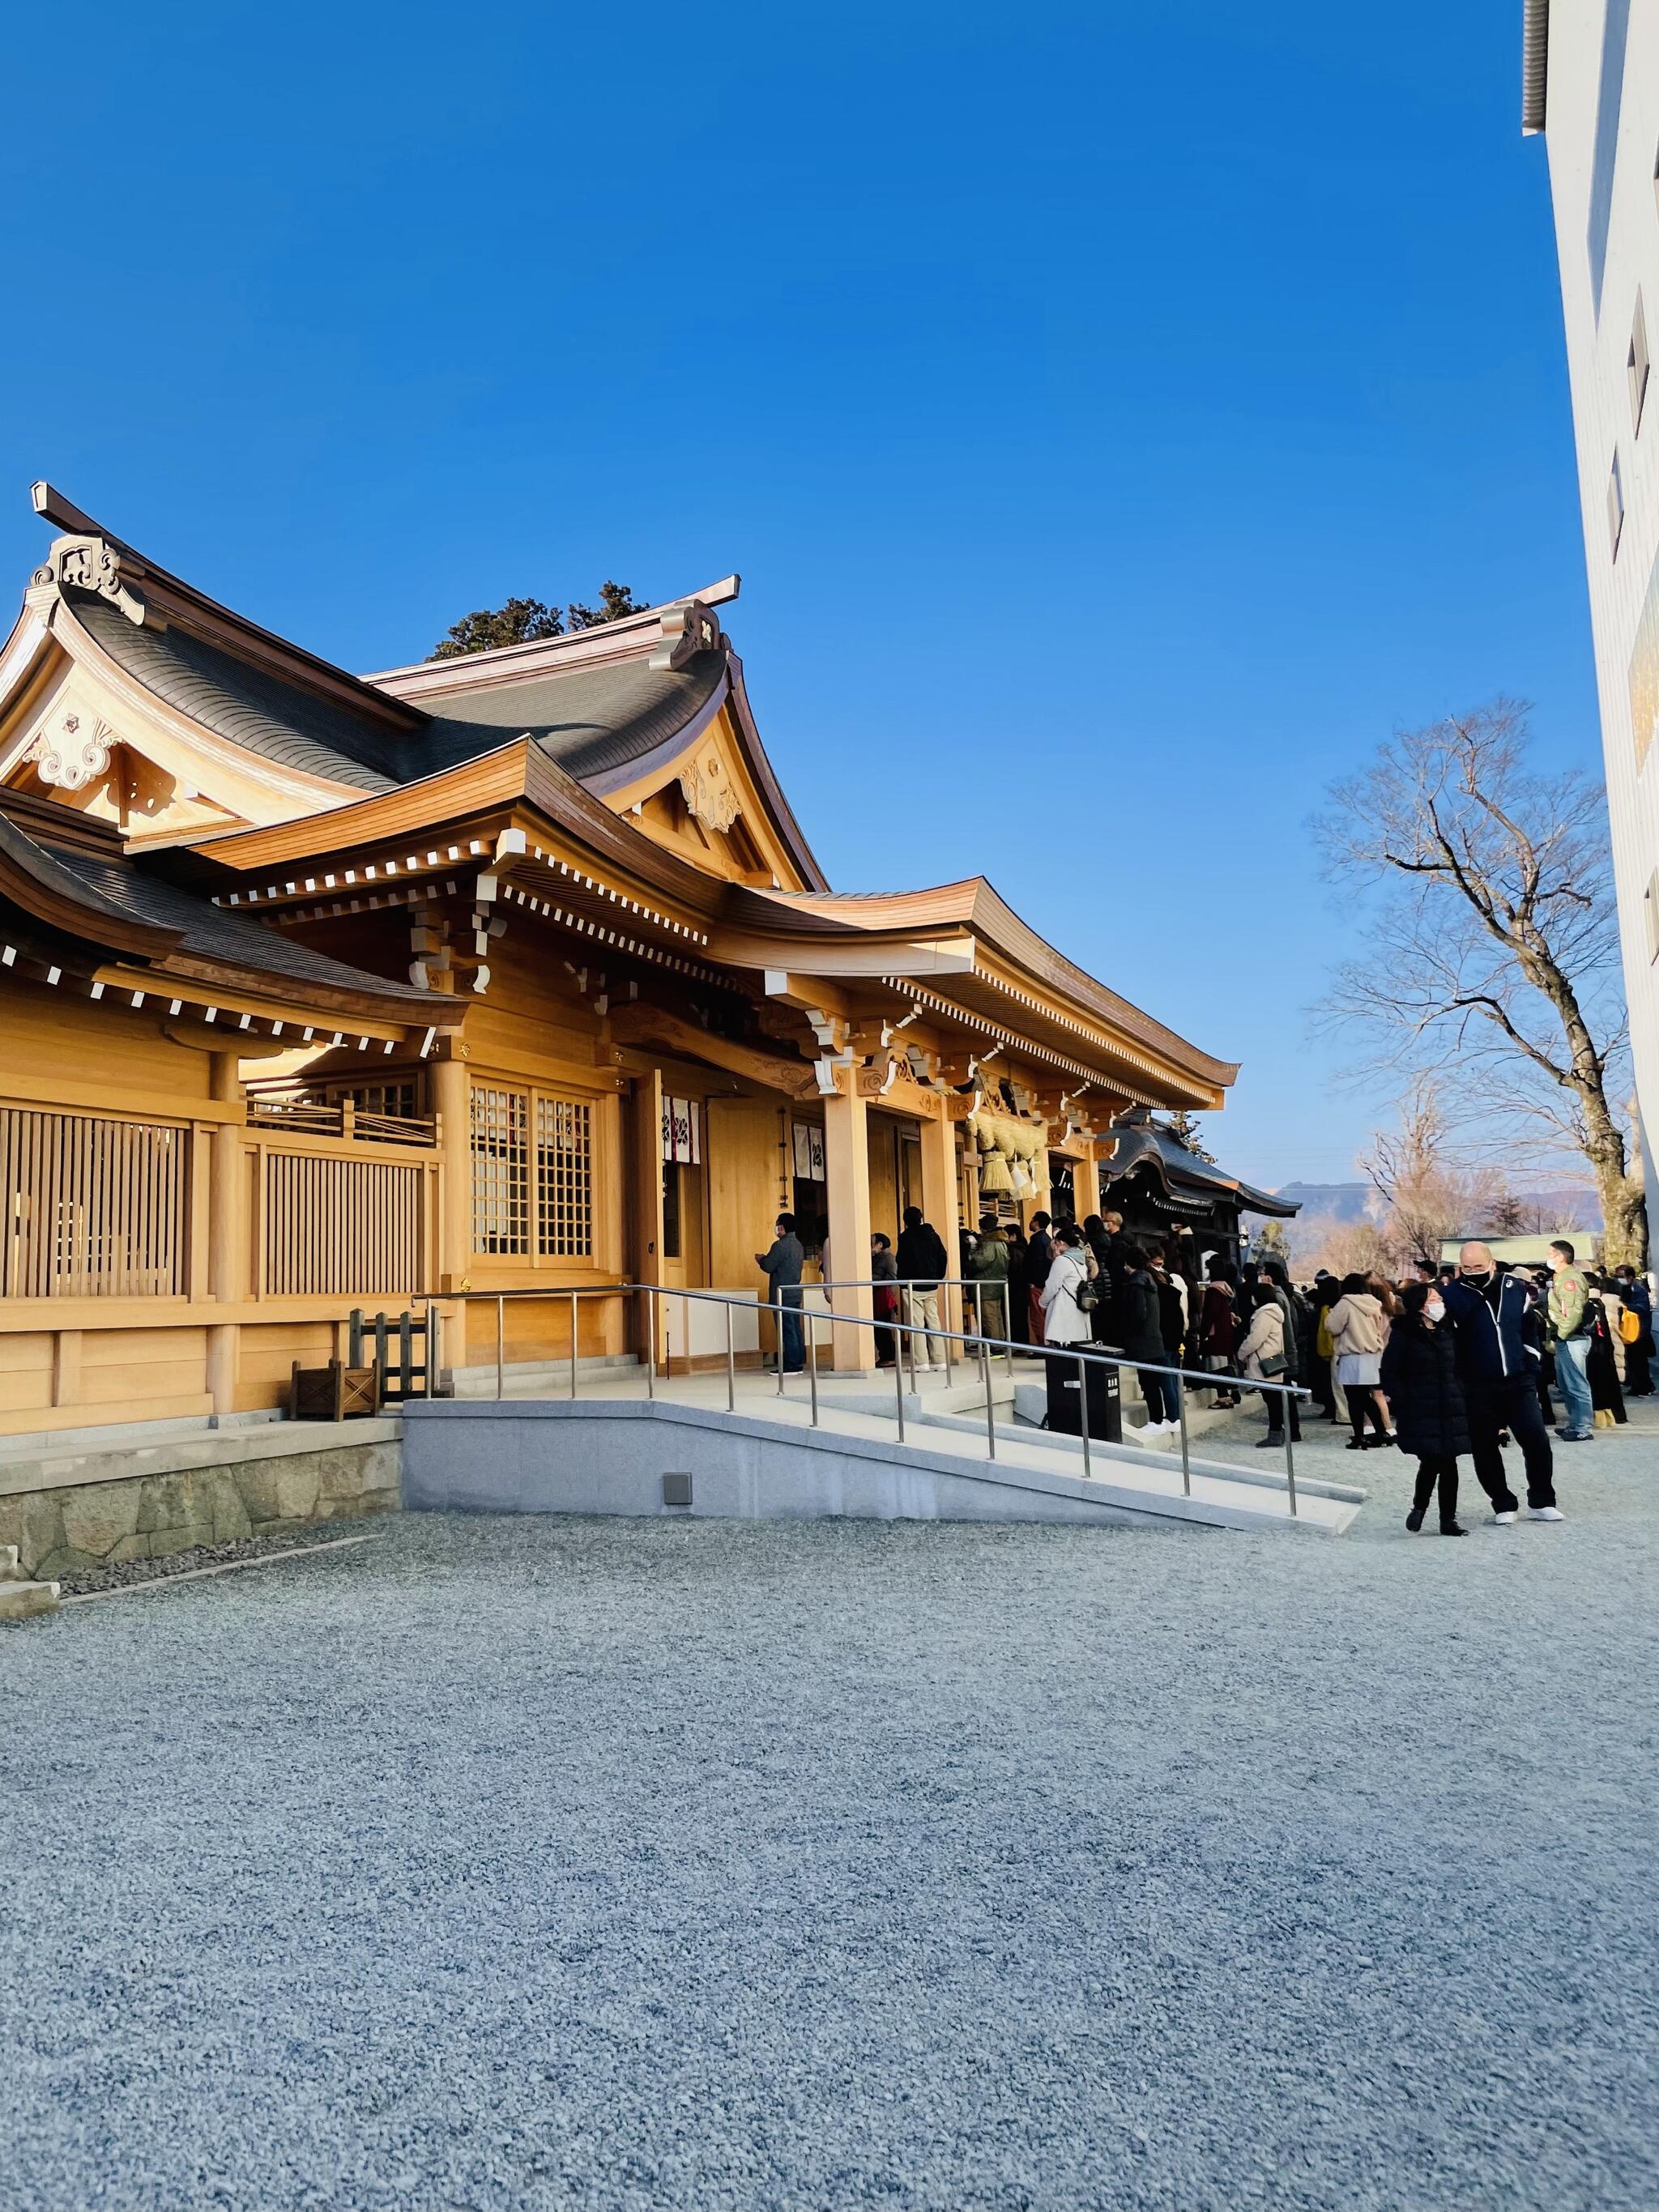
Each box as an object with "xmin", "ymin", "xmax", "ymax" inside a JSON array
[{"xmin": 0, "ymin": 485, "xmax": 1260, "ymax": 1436}]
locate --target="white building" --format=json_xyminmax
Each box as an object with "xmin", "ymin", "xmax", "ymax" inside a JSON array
[{"xmin": 1526, "ymin": 0, "xmax": 1659, "ymax": 1165}]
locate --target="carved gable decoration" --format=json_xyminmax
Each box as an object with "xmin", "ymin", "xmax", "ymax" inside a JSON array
[
  {"xmin": 26, "ymin": 709, "xmax": 115, "ymax": 792},
  {"xmin": 2, "ymin": 680, "xmax": 246, "ymax": 840},
  {"xmin": 679, "ymin": 748, "xmax": 740, "ymax": 834}
]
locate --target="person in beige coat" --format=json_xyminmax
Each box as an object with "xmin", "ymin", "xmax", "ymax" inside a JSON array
[
  {"xmin": 1325, "ymin": 1272, "xmax": 1393, "ymax": 1451},
  {"xmin": 1238, "ymin": 1286, "xmax": 1286, "ymax": 1379}
]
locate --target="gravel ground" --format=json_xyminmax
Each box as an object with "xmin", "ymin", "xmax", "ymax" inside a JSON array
[
  {"xmin": 3, "ymin": 1411, "xmax": 1657, "ymax": 2212},
  {"xmin": 53, "ymin": 1524, "xmax": 385, "ymax": 1598}
]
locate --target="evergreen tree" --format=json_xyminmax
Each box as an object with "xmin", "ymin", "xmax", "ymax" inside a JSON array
[
  {"xmin": 428, "ymin": 582, "xmax": 648, "ymax": 662},
  {"xmin": 429, "ymin": 598, "xmax": 563, "ymax": 659},
  {"xmin": 566, "ymin": 581, "xmax": 647, "ymax": 629}
]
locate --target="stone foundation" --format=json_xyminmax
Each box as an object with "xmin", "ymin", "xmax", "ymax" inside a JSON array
[{"xmin": 0, "ymin": 1421, "xmax": 401, "ymax": 1580}]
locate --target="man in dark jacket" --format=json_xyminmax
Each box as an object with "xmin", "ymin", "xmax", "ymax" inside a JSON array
[
  {"xmin": 1089, "ymin": 1208, "xmax": 1130, "ymax": 1345},
  {"xmin": 1024, "ymin": 1211, "xmax": 1055, "ymax": 1348},
  {"xmin": 1439, "ymin": 1240, "xmax": 1559, "ymax": 1523},
  {"xmin": 756, "ymin": 1213, "xmax": 806, "ymax": 1375},
  {"xmin": 895, "ymin": 1204, "xmax": 950, "ymax": 1371}
]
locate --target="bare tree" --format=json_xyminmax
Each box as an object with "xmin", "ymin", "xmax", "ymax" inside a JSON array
[
  {"xmin": 1479, "ymin": 1190, "xmax": 1531, "ymax": 1238},
  {"xmin": 1295, "ymin": 1215, "xmax": 1392, "ymax": 1282},
  {"xmin": 1313, "ymin": 699, "xmax": 1647, "ymax": 1268},
  {"xmin": 1359, "ymin": 1081, "xmax": 1502, "ymax": 1269}
]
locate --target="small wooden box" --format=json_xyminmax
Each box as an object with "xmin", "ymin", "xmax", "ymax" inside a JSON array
[{"xmin": 289, "ymin": 1360, "xmax": 381, "ymax": 1421}]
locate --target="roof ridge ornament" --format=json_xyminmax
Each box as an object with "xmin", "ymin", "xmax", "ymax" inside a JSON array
[
  {"xmin": 32, "ymin": 533, "xmax": 157, "ymax": 629},
  {"xmin": 648, "ymin": 599, "xmax": 723, "ymax": 672}
]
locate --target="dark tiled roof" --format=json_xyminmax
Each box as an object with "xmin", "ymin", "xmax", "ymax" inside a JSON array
[
  {"xmin": 1101, "ymin": 1119, "xmax": 1298, "ymax": 1220},
  {"xmin": 70, "ymin": 594, "xmax": 407, "ymax": 794},
  {"xmin": 37, "ymin": 834, "xmax": 440, "ymax": 1003},
  {"xmin": 420, "ymin": 650, "xmax": 727, "ymax": 782},
  {"xmin": 74, "ymin": 591, "xmax": 729, "ymax": 797}
]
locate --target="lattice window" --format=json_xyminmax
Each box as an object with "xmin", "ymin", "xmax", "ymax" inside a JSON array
[
  {"xmin": 1, "ymin": 1106, "xmax": 188, "ymax": 1298},
  {"xmin": 536, "ymin": 1096, "xmax": 593, "ymax": 1258},
  {"xmin": 471, "ymin": 1086, "xmax": 529, "ymax": 1254},
  {"xmin": 328, "ymin": 1079, "xmax": 421, "ymax": 1119}
]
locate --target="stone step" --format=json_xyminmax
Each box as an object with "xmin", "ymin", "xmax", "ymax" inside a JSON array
[{"xmin": 0, "ymin": 1575, "xmax": 60, "ymax": 1622}]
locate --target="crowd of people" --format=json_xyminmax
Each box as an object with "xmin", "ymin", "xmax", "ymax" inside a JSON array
[{"xmin": 757, "ymin": 1205, "xmax": 1649, "ymax": 1535}]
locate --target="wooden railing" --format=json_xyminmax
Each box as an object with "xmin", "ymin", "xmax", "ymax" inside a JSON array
[
  {"xmin": 246, "ymin": 1097, "xmax": 439, "ymax": 1147},
  {"xmin": 1, "ymin": 1104, "xmax": 189, "ymax": 1299},
  {"xmin": 260, "ymin": 1149, "xmax": 431, "ymax": 1298}
]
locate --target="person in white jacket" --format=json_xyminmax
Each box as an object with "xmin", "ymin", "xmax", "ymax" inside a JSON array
[{"xmin": 1039, "ymin": 1222, "xmax": 1094, "ymax": 1347}]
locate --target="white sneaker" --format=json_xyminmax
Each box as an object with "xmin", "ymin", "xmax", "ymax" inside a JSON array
[
  {"xmin": 1527, "ymin": 1505, "xmax": 1566, "ymax": 1522},
  {"xmin": 1492, "ymin": 1511, "xmax": 1518, "ymax": 1526}
]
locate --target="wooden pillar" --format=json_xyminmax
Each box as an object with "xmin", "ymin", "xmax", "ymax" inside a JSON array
[
  {"xmin": 823, "ymin": 1081, "xmax": 874, "ymax": 1371},
  {"xmin": 207, "ymin": 1051, "xmax": 245, "ymax": 1416},
  {"xmin": 630, "ymin": 1068, "xmax": 664, "ymax": 1372},
  {"xmin": 1026, "ymin": 1136, "xmax": 1051, "ymax": 1231},
  {"xmin": 1073, "ymin": 1147, "xmax": 1101, "ymax": 1223},
  {"xmin": 433, "ymin": 1051, "xmax": 471, "ymax": 1369},
  {"xmin": 920, "ymin": 1106, "xmax": 962, "ymax": 1338}
]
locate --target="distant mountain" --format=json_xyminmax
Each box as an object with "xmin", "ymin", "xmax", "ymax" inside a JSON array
[
  {"xmin": 1271, "ymin": 1179, "xmax": 1602, "ymax": 1231},
  {"xmin": 1273, "ymin": 1181, "xmax": 1371, "ymax": 1222}
]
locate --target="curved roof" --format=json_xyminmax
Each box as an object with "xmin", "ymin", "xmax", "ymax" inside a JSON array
[
  {"xmin": 1100, "ymin": 1114, "xmax": 1295, "ymax": 1218},
  {"xmin": 421, "ymin": 648, "xmax": 728, "ymax": 782},
  {"xmin": 727, "ymin": 877, "xmax": 1240, "ymax": 1089},
  {"xmin": 0, "ymin": 792, "xmax": 450, "ymax": 1019},
  {"xmin": 67, "ymin": 590, "xmax": 744, "ymax": 825},
  {"xmin": 68, "ymin": 591, "xmax": 407, "ymax": 794}
]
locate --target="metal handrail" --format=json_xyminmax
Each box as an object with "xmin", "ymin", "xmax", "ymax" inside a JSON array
[{"xmin": 432, "ymin": 1279, "xmax": 1307, "ymax": 1516}]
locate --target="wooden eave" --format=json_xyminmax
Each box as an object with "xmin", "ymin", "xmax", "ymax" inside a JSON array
[
  {"xmin": 87, "ymin": 961, "xmax": 447, "ymax": 1043},
  {"xmin": 183, "ymin": 743, "xmax": 535, "ymax": 876},
  {"xmin": 747, "ymin": 878, "xmax": 1238, "ymax": 1094}
]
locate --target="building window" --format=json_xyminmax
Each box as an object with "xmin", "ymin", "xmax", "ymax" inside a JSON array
[
  {"xmin": 471, "ymin": 1086, "xmax": 529, "ymax": 1254},
  {"xmin": 1629, "ymin": 543, "xmax": 1659, "ymax": 768},
  {"xmin": 1631, "ymin": 293, "xmax": 1652, "ymax": 434},
  {"xmin": 471, "ymin": 1085, "xmax": 595, "ymax": 1259},
  {"xmin": 535, "ymin": 1095, "xmax": 593, "ymax": 1259},
  {"xmin": 1609, "ymin": 451, "xmax": 1626, "ymax": 559}
]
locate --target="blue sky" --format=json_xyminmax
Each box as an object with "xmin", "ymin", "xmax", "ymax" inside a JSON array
[{"xmin": 0, "ymin": 2, "xmax": 1594, "ymax": 1187}]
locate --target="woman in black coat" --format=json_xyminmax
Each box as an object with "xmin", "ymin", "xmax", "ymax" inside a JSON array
[{"xmin": 1378, "ymin": 1280, "xmax": 1469, "ymax": 1536}]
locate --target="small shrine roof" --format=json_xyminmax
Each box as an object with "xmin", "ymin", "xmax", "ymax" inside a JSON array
[{"xmin": 1099, "ymin": 1112, "xmax": 1298, "ymax": 1218}]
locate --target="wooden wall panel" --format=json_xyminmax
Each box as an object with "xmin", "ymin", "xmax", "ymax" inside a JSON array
[
  {"xmin": 0, "ymin": 1332, "xmax": 52, "ymax": 1413},
  {"xmin": 0, "ymin": 977, "xmax": 212, "ymax": 1102},
  {"xmin": 707, "ymin": 1097, "xmax": 783, "ymax": 1297},
  {"xmin": 77, "ymin": 1324, "xmax": 209, "ymax": 1407},
  {"xmin": 235, "ymin": 1322, "xmax": 338, "ymax": 1409},
  {"xmin": 868, "ymin": 1119, "xmax": 900, "ymax": 1250}
]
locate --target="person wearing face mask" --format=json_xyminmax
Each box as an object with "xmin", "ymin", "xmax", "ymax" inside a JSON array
[
  {"xmin": 1380, "ymin": 1281, "xmax": 1469, "ymax": 1535},
  {"xmin": 1439, "ymin": 1241, "xmax": 1563, "ymax": 1524}
]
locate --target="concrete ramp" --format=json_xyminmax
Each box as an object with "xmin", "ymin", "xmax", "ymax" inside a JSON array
[{"xmin": 400, "ymin": 1400, "xmax": 1360, "ymax": 1535}]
